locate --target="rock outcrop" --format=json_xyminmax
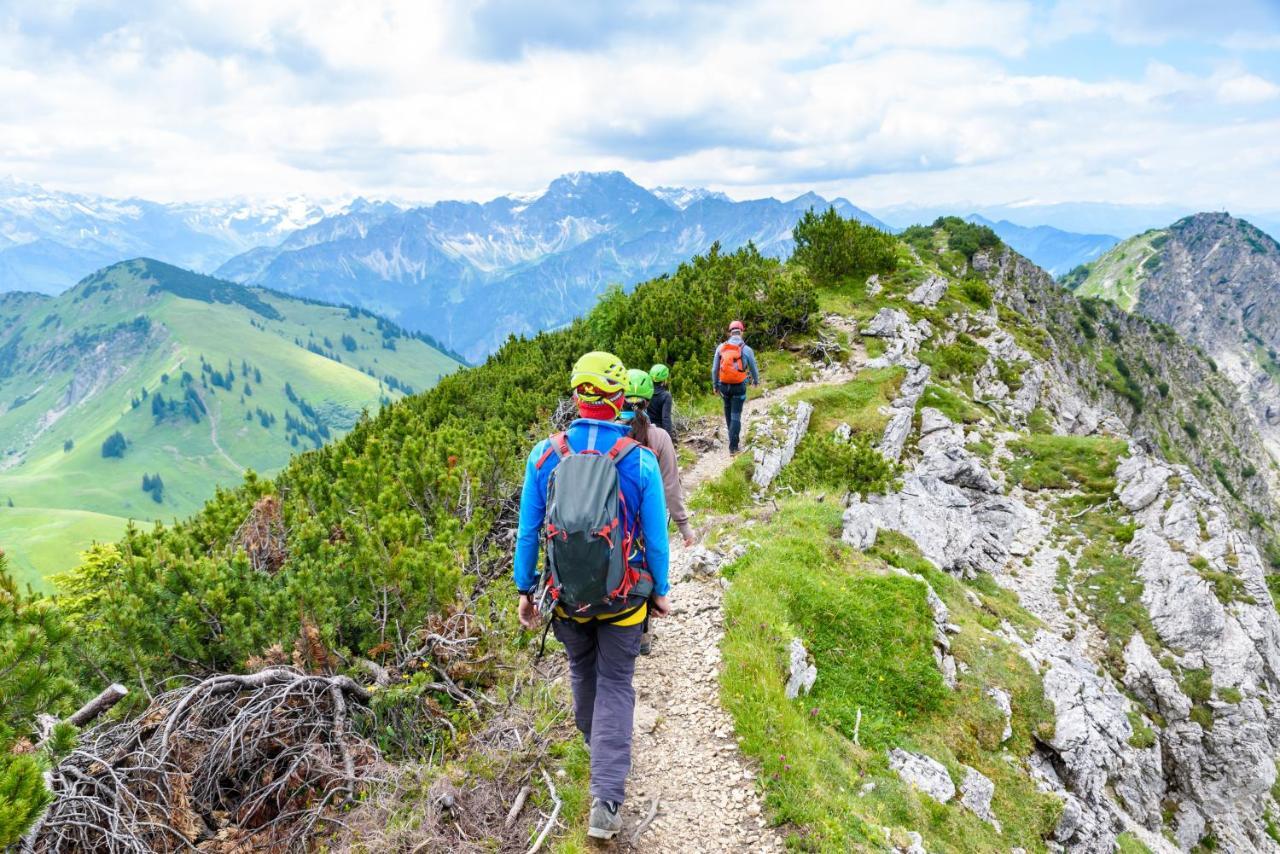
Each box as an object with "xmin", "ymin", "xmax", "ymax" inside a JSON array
[
  {"xmin": 888, "ymin": 749, "xmax": 955, "ymax": 804},
  {"xmin": 752, "ymin": 401, "xmax": 813, "ymax": 489},
  {"xmin": 785, "ymin": 637, "xmax": 817, "ymax": 700},
  {"xmin": 847, "ymin": 419, "xmax": 1027, "ymax": 577}
]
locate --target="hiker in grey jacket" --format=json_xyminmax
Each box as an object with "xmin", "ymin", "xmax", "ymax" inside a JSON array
[
  {"xmin": 712, "ymin": 320, "xmax": 759, "ymax": 454},
  {"xmin": 621, "ymin": 369, "xmax": 693, "ymax": 658}
]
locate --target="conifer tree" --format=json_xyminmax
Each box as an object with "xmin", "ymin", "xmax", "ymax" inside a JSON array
[{"xmin": 0, "ymin": 552, "xmax": 75, "ymax": 845}]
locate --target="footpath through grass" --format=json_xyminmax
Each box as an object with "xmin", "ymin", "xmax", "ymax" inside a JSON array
[{"xmin": 720, "ymin": 501, "xmax": 1061, "ymax": 852}]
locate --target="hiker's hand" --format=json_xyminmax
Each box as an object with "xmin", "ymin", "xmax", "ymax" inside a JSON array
[
  {"xmin": 651, "ymin": 594, "xmax": 672, "ymax": 618},
  {"xmin": 517, "ymin": 594, "xmax": 540, "ymax": 629},
  {"xmin": 682, "ymin": 532, "xmax": 696, "ymax": 547}
]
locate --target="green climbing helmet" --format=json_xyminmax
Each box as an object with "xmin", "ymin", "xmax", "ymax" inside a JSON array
[
  {"xmin": 649, "ymin": 363, "xmax": 670, "ymax": 383},
  {"xmin": 626, "ymin": 368, "xmax": 655, "ymax": 402}
]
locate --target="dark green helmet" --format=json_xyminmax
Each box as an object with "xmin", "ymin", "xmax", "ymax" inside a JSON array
[{"xmin": 649, "ymin": 363, "xmax": 670, "ymax": 383}]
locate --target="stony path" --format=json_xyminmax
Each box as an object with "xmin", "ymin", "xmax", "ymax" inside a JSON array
[{"xmin": 614, "ymin": 359, "xmax": 858, "ymax": 852}]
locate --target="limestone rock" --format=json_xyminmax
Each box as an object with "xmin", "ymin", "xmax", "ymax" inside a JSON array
[
  {"xmin": 856, "ymin": 445, "xmax": 1025, "ymax": 577},
  {"xmin": 687, "ymin": 544, "xmax": 746, "ymax": 576},
  {"xmin": 959, "ymin": 766, "xmax": 1000, "ymax": 831},
  {"xmin": 878, "ymin": 364, "xmax": 931, "ymax": 461},
  {"xmin": 862, "ymin": 307, "xmax": 908, "ymax": 338},
  {"xmin": 1122, "ymin": 634, "xmax": 1191, "ymax": 722},
  {"xmin": 986, "ymin": 686, "xmax": 1013, "ymax": 743},
  {"xmin": 753, "ymin": 401, "xmax": 812, "ymax": 489},
  {"xmin": 908, "ymin": 274, "xmax": 948, "ymax": 307},
  {"xmin": 785, "ymin": 637, "xmax": 817, "ymax": 700},
  {"xmin": 888, "ymin": 749, "xmax": 955, "ymax": 803},
  {"xmin": 865, "ymin": 273, "xmax": 882, "ymax": 296},
  {"xmin": 1116, "ymin": 456, "xmax": 1171, "ymax": 511},
  {"xmin": 635, "ymin": 702, "xmax": 659, "ymax": 734},
  {"xmin": 841, "ymin": 500, "xmax": 879, "ymax": 550}
]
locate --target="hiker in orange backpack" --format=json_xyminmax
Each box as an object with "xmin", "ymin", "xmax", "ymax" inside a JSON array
[{"xmin": 712, "ymin": 320, "xmax": 759, "ymax": 455}]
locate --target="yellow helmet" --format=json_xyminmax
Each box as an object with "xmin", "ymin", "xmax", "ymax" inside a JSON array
[{"xmin": 570, "ymin": 351, "xmax": 627, "ymax": 394}]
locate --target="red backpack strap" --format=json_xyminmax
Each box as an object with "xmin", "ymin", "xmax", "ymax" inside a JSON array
[
  {"xmin": 535, "ymin": 432, "xmax": 574, "ymax": 469},
  {"xmin": 608, "ymin": 436, "xmax": 640, "ymax": 462}
]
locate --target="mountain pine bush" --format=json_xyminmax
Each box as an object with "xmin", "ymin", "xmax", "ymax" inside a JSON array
[
  {"xmin": 52, "ymin": 243, "xmax": 818, "ymax": 687},
  {"xmin": 0, "ymin": 553, "xmax": 77, "ymax": 844},
  {"xmin": 789, "ymin": 206, "xmax": 898, "ymax": 286}
]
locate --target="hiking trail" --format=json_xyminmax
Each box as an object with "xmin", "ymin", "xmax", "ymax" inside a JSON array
[{"xmin": 615, "ymin": 349, "xmax": 860, "ymax": 852}]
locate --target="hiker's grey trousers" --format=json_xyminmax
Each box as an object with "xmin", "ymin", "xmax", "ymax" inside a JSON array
[{"xmin": 552, "ymin": 617, "xmax": 643, "ymax": 804}]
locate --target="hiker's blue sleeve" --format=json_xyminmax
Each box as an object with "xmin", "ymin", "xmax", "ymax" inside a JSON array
[
  {"xmin": 710, "ymin": 343, "xmax": 721, "ymax": 388},
  {"xmin": 745, "ymin": 345, "xmax": 760, "ymax": 384},
  {"xmin": 513, "ymin": 444, "xmax": 547, "ymax": 592},
  {"xmin": 638, "ymin": 450, "xmax": 671, "ymax": 596}
]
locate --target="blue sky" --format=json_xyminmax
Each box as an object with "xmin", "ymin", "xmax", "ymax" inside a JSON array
[{"xmin": 0, "ymin": 0, "xmax": 1276, "ymax": 212}]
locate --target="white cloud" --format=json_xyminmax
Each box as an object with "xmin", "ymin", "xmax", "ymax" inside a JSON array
[
  {"xmin": 0, "ymin": 0, "xmax": 1276, "ymax": 212},
  {"xmin": 1217, "ymin": 73, "xmax": 1280, "ymax": 104}
]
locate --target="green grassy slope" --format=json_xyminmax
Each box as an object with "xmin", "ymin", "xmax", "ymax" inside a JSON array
[
  {"xmin": 1062, "ymin": 228, "xmax": 1168, "ymax": 311},
  {"xmin": 0, "ymin": 259, "xmax": 460, "ymax": 589}
]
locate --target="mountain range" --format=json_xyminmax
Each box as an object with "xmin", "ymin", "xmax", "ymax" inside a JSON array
[
  {"xmin": 0, "ymin": 176, "xmax": 335, "ymax": 294},
  {"xmin": 964, "ymin": 214, "xmax": 1118, "ymax": 276},
  {"xmin": 0, "ymin": 258, "xmax": 459, "ymax": 588},
  {"xmin": 214, "ymin": 171, "xmax": 890, "ymax": 360}
]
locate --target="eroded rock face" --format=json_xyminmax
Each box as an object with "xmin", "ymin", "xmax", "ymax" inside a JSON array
[
  {"xmin": 878, "ymin": 364, "xmax": 931, "ymax": 461},
  {"xmin": 986, "ymin": 687, "xmax": 1013, "ymax": 743},
  {"xmin": 1029, "ymin": 631, "xmax": 1167, "ymax": 831},
  {"xmin": 959, "ymin": 766, "xmax": 1000, "ymax": 831},
  {"xmin": 849, "ymin": 430, "xmax": 1027, "ymax": 577},
  {"xmin": 1110, "ymin": 452, "xmax": 1280, "ymax": 849},
  {"xmin": 862, "ymin": 307, "xmax": 934, "ymax": 370},
  {"xmin": 752, "ymin": 401, "xmax": 813, "ymax": 489},
  {"xmin": 888, "ymin": 749, "xmax": 955, "ymax": 803},
  {"xmin": 908, "ymin": 274, "xmax": 948, "ymax": 307}
]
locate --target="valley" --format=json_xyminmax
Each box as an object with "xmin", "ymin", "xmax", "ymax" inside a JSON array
[{"xmin": 0, "ymin": 258, "xmax": 460, "ymax": 588}]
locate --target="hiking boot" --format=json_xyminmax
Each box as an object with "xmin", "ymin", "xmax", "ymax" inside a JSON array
[
  {"xmin": 588, "ymin": 798, "xmax": 622, "ymax": 839},
  {"xmin": 639, "ymin": 631, "xmax": 652, "ymax": 655}
]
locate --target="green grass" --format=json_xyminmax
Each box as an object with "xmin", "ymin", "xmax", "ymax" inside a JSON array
[
  {"xmin": 1069, "ymin": 230, "xmax": 1169, "ymax": 312},
  {"xmin": 689, "ymin": 453, "xmax": 755, "ymax": 512},
  {"xmin": 792, "ymin": 366, "xmax": 904, "ymax": 435},
  {"xmin": 1127, "ymin": 712, "xmax": 1157, "ymax": 749},
  {"xmin": 1067, "ymin": 506, "xmax": 1159, "ymax": 676},
  {"xmin": 1117, "ymin": 831, "xmax": 1154, "ymax": 854},
  {"xmin": 918, "ymin": 334, "xmax": 988, "ymax": 389},
  {"xmin": 778, "ymin": 433, "xmax": 900, "ymax": 499},
  {"xmin": 720, "ymin": 502, "xmax": 1060, "ymax": 851},
  {"xmin": 757, "ymin": 348, "xmax": 816, "ymax": 391},
  {"xmin": 918, "ymin": 384, "xmax": 984, "ymax": 424},
  {"xmin": 1004, "ymin": 435, "xmax": 1126, "ymax": 500},
  {"xmin": 0, "ymin": 262, "xmax": 459, "ymax": 584},
  {"xmin": 0, "ymin": 507, "xmax": 131, "ymax": 592}
]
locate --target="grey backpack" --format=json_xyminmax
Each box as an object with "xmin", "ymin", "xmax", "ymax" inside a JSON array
[{"xmin": 535, "ymin": 432, "xmax": 652, "ymax": 617}]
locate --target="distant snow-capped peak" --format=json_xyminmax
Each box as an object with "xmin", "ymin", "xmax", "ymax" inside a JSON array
[{"xmin": 651, "ymin": 186, "xmax": 732, "ymax": 209}]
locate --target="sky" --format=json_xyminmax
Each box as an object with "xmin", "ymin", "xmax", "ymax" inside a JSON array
[{"xmin": 1, "ymin": 0, "xmax": 1278, "ymax": 212}]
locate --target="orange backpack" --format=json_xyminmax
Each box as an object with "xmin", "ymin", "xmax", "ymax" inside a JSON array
[{"xmin": 718, "ymin": 341, "xmax": 749, "ymax": 384}]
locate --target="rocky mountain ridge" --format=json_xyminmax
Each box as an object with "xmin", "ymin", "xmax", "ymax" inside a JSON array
[
  {"xmin": 1068, "ymin": 213, "xmax": 1280, "ymax": 480},
  {"xmin": 830, "ymin": 239, "xmax": 1280, "ymax": 850}
]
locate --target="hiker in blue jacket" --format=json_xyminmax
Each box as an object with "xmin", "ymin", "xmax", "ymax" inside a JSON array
[
  {"xmin": 514, "ymin": 350, "xmax": 671, "ymax": 841},
  {"xmin": 712, "ymin": 320, "xmax": 760, "ymax": 455}
]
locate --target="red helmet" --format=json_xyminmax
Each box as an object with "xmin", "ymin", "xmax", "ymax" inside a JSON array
[{"xmin": 728, "ymin": 320, "xmax": 744, "ymax": 333}]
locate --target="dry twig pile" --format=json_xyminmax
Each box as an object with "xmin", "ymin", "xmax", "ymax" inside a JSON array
[{"xmin": 25, "ymin": 667, "xmax": 373, "ymax": 853}]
